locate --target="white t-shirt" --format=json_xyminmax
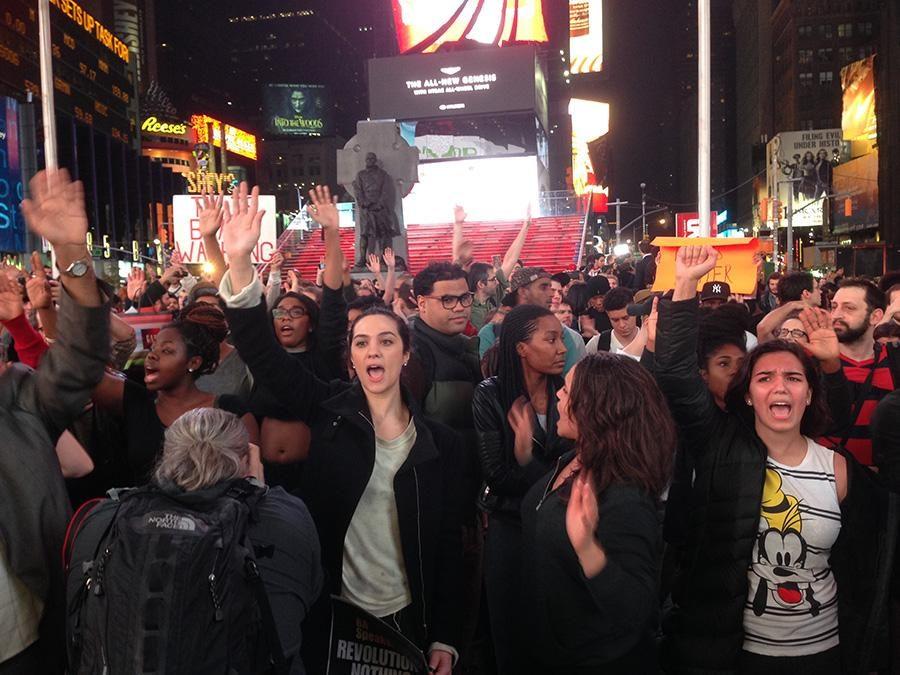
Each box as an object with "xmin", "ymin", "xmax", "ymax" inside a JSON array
[
  {"xmin": 341, "ymin": 418, "xmax": 416, "ymax": 617},
  {"xmin": 742, "ymin": 438, "xmax": 841, "ymax": 656}
]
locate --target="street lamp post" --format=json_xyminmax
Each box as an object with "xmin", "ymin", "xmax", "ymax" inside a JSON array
[
  {"xmin": 640, "ymin": 183, "xmax": 647, "ymax": 238},
  {"xmin": 608, "ymin": 198, "xmax": 629, "ymax": 245}
]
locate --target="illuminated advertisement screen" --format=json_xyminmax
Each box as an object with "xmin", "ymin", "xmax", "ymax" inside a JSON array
[
  {"xmin": 0, "ymin": 97, "xmax": 25, "ymax": 252},
  {"xmin": 263, "ymin": 84, "xmax": 333, "ymax": 137},
  {"xmin": 190, "ymin": 115, "xmax": 257, "ymax": 161},
  {"xmin": 569, "ymin": 0, "xmax": 603, "ymax": 74},
  {"xmin": 392, "ymin": 0, "xmax": 548, "ymax": 54},
  {"xmin": 841, "ymin": 56, "xmax": 876, "ymax": 142},
  {"xmin": 766, "ymin": 129, "xmax": 846, "ymax": 228},
  {"xmin": 369, "ymin": 46, "xmax": 544, "ymax": 124},
  {"xmin": 0, "ymin": 0, "xmax": 134, "ymax": 144},
  {"xmin": 568, "ymin": 98, "xmax": 609, "ymax": 195},
  {"xmin": 403, "ymin": 155, "xmax": 539, "ymax": 225}
]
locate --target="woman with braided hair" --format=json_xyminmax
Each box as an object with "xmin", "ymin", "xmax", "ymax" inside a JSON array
[
  {"xmin": 92, "ymin": 301, "xmax": 257, "ymax": 484},
  {"xmin": 472, "ymin": 303, "xmax": 572, "ymax": 674}
]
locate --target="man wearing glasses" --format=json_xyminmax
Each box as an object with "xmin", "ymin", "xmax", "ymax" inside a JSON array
[{"xmin": 410, "ymin": 261, "xmax": 485, "ymax": 671}]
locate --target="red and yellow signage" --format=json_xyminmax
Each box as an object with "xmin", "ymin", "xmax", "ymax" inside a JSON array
[
  {"xmin": 50, "ymin": 0, "xmax": 130, "ymax": 63},
  {"xmin": 569, "ymin": 0, "xmax": 603, "ymax": 74},
  {"xmin": 841, "ymin": 55, "xmax": 876, "ymax": 143},
  {"xmin": 190, "ymin": 114, "xmax": 257, "ymax": 161},
  {"xmin": 141, "ymin": 116, "xmax": 188, "ymax": 136},
  {"xmin": 392, "ymin": 0, "xmax": 548, "ymax": 54}
]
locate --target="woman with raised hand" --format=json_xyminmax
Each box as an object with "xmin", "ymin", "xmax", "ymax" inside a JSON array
[
  {"xmin": 656, "ymin": 245, "xmax": 892, "ymax": 674},
  {"xmin": 521, "ymin": 353, "xmax": 675, "ymax": 673},
  {"xmin": 472, "ymin": 303, "xmax": 571, "ymax": 674},
  {"xmin": 217, "ymin": 182, "xmax": 464, "ymax": 674}
]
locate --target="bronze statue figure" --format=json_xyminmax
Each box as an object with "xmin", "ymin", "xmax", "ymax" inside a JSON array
[{"xmin": 351, "ymin": 152, "xmax": 401, "ymax": 268}]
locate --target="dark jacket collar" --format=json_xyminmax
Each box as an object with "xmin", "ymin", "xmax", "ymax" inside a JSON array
[{"xmin": 412, "ymin": 317, "xmax": 470, "ymax": 357}]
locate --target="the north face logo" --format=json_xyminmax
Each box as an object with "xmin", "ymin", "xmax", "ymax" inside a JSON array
[{"xmin": 144, "ymin": 512, "xmax": 198, "ymax": 531}]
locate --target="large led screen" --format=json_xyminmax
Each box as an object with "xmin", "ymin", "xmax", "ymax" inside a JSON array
[
  {"xmin": 841, "ymin": 56, "xmax": 876, "ymax": 142},
  {"xmin": 369, "ymin": 46, "xmax": 544, "ymax": 124},
  {"xmin": 263, "ymin": 84, "xmax": 333, "ymax": 137},
  {"xmin": 392, "ymin": 0, "xmax": 548, "ymax": 54},
  {"xmin": 569, "ymin": 0, "xmax": 603, "ymax": 74},
  {"xmin": 403, "ymin": 155, "xmax": 539, "ymax": 225},
  {"xmin": 569, "ymin": 98, "xmax": 609, "ymax": 195}
]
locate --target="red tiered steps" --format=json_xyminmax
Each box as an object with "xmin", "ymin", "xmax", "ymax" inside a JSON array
[
  {"xmin": 406, "ymin": 215, "xmax": 584, "ymax": 273},
  {"xmin": 278, "ymin": 214, "xmax": 584, "ymax": 279}
]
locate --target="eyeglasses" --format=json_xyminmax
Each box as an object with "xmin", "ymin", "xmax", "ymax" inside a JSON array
[
  {"xmin": 273, "ymin": 307, "xmax": 307, "ymax": 319},
  {"xmin": 425, "ymin": 292, "xmax": 474, "ymax": 309},
  {"xmin": 487, "ymin": 276, "xmax": 497, "ymax": 283},
  {"xmin": 773, "ymin": 328, "xmax": 808, "ymax": 340}
]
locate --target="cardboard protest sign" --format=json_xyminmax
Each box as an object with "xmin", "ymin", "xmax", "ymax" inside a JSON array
[
  {"xmin": 326, "ymin": 597, "xmax": 429, "ymax": 675},
  {"xmin": 651, "ymin": 237, "xmax": 760, "ymax": 295}
]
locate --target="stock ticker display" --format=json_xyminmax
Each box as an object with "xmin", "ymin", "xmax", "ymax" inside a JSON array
[{"xmin": 0, "ymin": 0, "xmax": 135, "ymax": 144}]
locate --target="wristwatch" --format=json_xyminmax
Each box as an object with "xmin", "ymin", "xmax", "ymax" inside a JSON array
[{"xmin": 59, "ymin": 257, "xmax": 92, "ymax": 278}]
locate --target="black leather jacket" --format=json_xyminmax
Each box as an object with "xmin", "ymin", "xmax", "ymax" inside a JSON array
[{"xmin": 472, "ymin": 376, "xmax": 573, "ymax": 516}]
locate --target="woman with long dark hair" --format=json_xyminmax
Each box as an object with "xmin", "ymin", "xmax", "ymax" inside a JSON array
[
  {"xmin": 473, "ymin": 303, "xmax": 571, "ymax": 674},
  {"xmin": 218, "ymin": 183, "xmax": 463, "ymax": 674},
  {"xmin": 657, "ymin": 245, "xmax": 893, "ymax": 674},
  {"xmin": 521, "ymin": 353, "xmax": 676, "ymax": 673}
]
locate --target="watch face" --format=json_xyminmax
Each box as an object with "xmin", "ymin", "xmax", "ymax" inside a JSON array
[{"xmin": 68, "ymin": 260, "xmax": 89, "ymax": 277}]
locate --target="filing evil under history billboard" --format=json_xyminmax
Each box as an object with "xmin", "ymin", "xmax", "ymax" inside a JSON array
[{"xmin": 263, "ymin": 84, "xmax": 333, "ymax": 137}]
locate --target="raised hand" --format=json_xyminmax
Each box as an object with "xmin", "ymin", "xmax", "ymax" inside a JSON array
[
  {"xmin": 645, "ymin": 296, "xmax": 660, "ymax": 348},
  {"xmin": 270, "ymin": 251, "xmax": 284, "ymax": 271},
  {"xmin": 26, "ymin": 251, "xmax": 53, "ymax": 310},
  {"xmin": 160, "ymin": 252, "xmax": 188, "ymax": 286},
  {"xmin": 19, "ymin": 169, "xmax": 89, "ymax": 248},
  {"xmin": 453, "ymin": 204, "xmax": 467, "ymax": 224},
  {"xmin": 507, "ymin": 396, "xmax": 536, "ymax": 466},
  {"xmin": 565, "ymin": 472, "xmax": 607, "ymax": 577},
  {"xmin": 307, "ymin": 185, "xmax": 339, "ymax": 231},
  {"xmin": 126, "ymin": 267, "xmax": 146, "ymax": 301},
  {"xmin": 383, "ymin": 247, "xmax": 396, "ymax": 270},
  {"xmin": 197, "ymin": 187, "xmax": 225, "ymax": 238},
  {"xmin": 287, "ymin": 269, "xmax": 301, "ymax": 294},
  {"xmin": 799, "ymin": 306, "xmax": 840, "ymax": 368},
  {"xmin": 221, "ymin": 182, "xmax": 265, "ymax": 262},
  {"xmin": 366, "ymin": 253, "xmax": 381, "ymax": 276},
  {"xmin": 0, "ymin": 270, "xmax": 24, "ymax": 321},
  {"xmin": 675, "ymin": 245, "xmax": 720, "ymax": 282}
]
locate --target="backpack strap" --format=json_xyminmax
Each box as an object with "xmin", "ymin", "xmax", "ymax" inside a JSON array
[
  {"xmin": 62, "ymin": 497, "xmax": 105, "ymax": 571},
  {"xmin": 246, "ymin": 557, "xmax": 289, "ymax": 675}
]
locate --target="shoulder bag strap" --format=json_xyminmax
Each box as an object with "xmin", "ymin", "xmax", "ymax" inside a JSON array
[{"xmin": 838, "ymin": 345, "xmax": 881, "ymax": 449}]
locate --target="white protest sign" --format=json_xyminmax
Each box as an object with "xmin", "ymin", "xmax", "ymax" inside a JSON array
[{"xmin": 172, "ymin": 194, "xmax": 277, "ymax": 265}]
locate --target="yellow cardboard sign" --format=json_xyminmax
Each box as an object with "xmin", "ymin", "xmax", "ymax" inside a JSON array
[{"xmin": 651, "ymin": 237, "xmax": 760, "ymax": 295}]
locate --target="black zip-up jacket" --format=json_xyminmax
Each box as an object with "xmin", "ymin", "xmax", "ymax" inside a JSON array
[
  {"xmin": 472, "ymin": 376, "xmax": 572, "ymax": 516},
  {"xmin": 655, "ymin": 297, "xmax": 896, "ymax": 674},
  {"xmin": 224, "ymin": 299, "xmax": 465, "ymax": 653}
]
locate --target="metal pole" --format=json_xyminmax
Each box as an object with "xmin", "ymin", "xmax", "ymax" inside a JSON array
[
  {"xmin": 608, "ymin": 199, "xmax": 629, "ymax": 245},
  {"xmin": 786, "ymin": 185, "xmax": 794, "ymax": 272},
  {"xmin": 38, "ymin": 0, "xmax": 57, "ymax": 170},
  {"xmin": 697, "ymin": 0, "xmax": 711, "ymax": 237},
  {"xmin": 640, "ymin": 183, "xmax": 647, "ymax": 238}
]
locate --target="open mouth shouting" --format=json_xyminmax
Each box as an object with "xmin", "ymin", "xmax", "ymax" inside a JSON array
[
  {"xmin": 769, "ymin": 401, "xmax": 793, "ymax": 420},
  {"xmin": 365, "ymin": 363, "xmax": 386, "ymax": 384}
]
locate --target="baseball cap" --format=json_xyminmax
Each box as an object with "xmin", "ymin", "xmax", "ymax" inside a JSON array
[
  {"xmin": 187, "ymin": 281, "xmax": 220, "ymax": 305},
  {"xmin": 700, "ymin": 281, "xmax": 731, "ymax": 302},
  {"xmin": 502, "ymin": 266, "xmax": 550, "ymax": 305}
]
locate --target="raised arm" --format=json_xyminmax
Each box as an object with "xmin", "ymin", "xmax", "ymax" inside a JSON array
[
  {"xmin": 307, "ymin": 186, "xmax": 343, "ymax": 291},
  {"xmin": 0, "ymin": 277, "xmax": 48, "ymax": 368},
  {"xmin": 18, "ymin": 169, "xmax": 110, "ymax": 437},
  {"xmin": 26, "ymin": 251, "xmax": 58, "ymax": 340},
  {"xmin": 654, "ymin": 245, "xmax": 722, "ymax": 445},
  {"xmin": 382, "ymin": 247, "xmax": 397, "ymax": 304},
  {"xmin": 756, "ymin": 300, "xmax": 806, "ymax": 344},
  {"xmin": 197, "ymin": 188, "xmax": 227, "ymax": 287},
  {"xmin": 451, "ymin": 205, "xmax": 466, "ymax": 264},
  {"xmin": 500, "ymin": 204, "xmax": 531, "ymax": 279},
  {"xmin": 264, "ymin": 251, "xmax": 284, "ymax": 310},
  {"xmin": 219, "ymin": 182, "xmax": 338, "ymax": 423}
]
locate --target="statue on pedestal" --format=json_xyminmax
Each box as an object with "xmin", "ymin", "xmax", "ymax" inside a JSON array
[{"xmin": 351, "ymin": 152, "xmax": 401, "ymax": 268}]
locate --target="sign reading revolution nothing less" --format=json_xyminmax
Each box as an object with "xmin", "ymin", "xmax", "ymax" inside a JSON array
[{"xmin": 368, "ymin": 45, "xmax": 543, "ymax": 122}]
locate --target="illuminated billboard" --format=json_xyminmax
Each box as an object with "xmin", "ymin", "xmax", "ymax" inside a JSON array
[
  {"xmin": 263, "ymin": 84, "xmax": 333, "ymax": 137},
  {"xmin": 569, "ymin": 0, "xmax": 603, "ymax": 74},
  {"xmin": 766, "ymin": 129, "xmax": 845, "ymax": 228},
  {"xmin": 403, "ymin": 155, "xmax": 540, "ymax": 225},
  {"xmin": 568, "ymin": 98, "xmax": 609, "ymax": 196},
  {"xmin": 0, "ymin": 97, "xmax": 25, "ymax": 252},
  {"xmin": 841, "ymin": 56, "xmax": 876, "ymax": 142},
  {"xmin": 369, "ymin": 46, "xmax": 545, "ymax": 126},
  {"xmin": 190, "ymin": 115, "xmax": 257, "ymax": 161},
  {"xmin": 392, "ymin": 0, "xmax": 548, "ymax": 54}
]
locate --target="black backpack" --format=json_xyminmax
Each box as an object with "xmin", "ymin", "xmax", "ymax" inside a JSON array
[{"xmin": 64, "ymin": 478, "xmax": 288, "ymax": 674}]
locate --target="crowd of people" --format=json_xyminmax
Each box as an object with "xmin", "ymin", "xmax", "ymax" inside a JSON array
[{"xmin": 2, "ymin": 169, "xmax": 900, "ymax": 674}]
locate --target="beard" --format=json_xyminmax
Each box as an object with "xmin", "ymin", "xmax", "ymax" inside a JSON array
[{"xmin": 834, "ymin": 317, "xmax": 870, "ymax": 344}]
